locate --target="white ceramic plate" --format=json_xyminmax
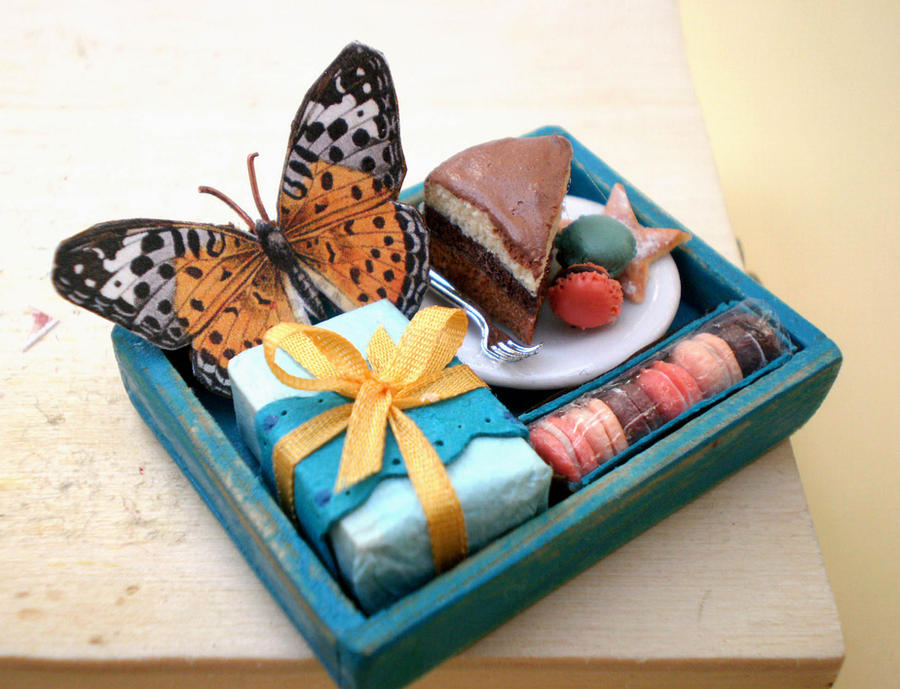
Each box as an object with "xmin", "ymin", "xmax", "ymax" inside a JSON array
[{"xmin": 421, "ymin": 196, "xmax": 681, "ymax": 389}]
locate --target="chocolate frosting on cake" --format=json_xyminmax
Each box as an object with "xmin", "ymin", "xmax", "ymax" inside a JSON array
[{"xmin": 425, "ymin": 135, "xmax": 573, "ymax": 275}]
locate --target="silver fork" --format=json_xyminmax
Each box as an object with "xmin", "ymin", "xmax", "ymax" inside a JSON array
[{"xmin": 427, "ymin": 269, "xmax": 542, "ymax": 363}]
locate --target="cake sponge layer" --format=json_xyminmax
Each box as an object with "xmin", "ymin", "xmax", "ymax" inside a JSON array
[{"xmin": 424, "ymin": 182, "xmax": 548, "ymax": 295}]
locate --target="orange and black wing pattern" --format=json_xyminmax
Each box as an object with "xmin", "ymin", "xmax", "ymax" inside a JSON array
[
  {"xmin": 52, "ymin": 43, "xmax": 428, "ymax": 397},
  {"xmin": 52, "ymin": 219, "xmax": 294, "ymax": 394},
  {"xmin": 276, "ymin": 43, "xmax": 429, "ymax": 317}
]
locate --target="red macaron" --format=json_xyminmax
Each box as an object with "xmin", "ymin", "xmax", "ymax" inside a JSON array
[{"xmin": 548, "ymin": 263, "xmax": 624, "ymax": 329}]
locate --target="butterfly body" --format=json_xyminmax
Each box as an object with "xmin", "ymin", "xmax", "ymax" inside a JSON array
[
  {"xmin": 53, "ymin": 44, "xmax": 429, "ymax": 396},
  {"xmin": 255, "ymin": 220, "xmax": 328, "ymax": 322}
]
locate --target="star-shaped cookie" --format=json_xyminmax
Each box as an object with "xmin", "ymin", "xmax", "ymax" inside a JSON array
[{"xmin": 603, "ymin": 183, "xmax": 691, "ymax": 302}]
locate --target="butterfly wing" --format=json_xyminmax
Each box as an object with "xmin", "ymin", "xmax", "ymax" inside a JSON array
[
  {"xmin": 52, "ymin": 219, "xmax": 295, "ymax": 394},
  {"xmin": 51, "ymin": 44, "xmax": 427, "ymax": 393},
  {"xmin": 187, "ymin": 259, "xmax": 296, "ymax": 394},
  {"xmin": 280, "ymin": 43, "xmax": 406, "ymax": 212},
  {"xmin": 276, "ymin": 42, "xmax": 429, "ymax": 317}
]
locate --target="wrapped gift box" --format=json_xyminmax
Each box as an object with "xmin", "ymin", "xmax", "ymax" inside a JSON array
[
  {"xmin": 111, "ymin": 126, "xmax": 841, "ymax": 689},
  {"xmin": 227, "ymin": 300, "xmax": 551, "ymax": 613}
]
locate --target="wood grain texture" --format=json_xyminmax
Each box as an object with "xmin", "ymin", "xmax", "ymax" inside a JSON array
[{"xmin": 0, "ymin": 0, "xmax": 843, "ymax": 687}]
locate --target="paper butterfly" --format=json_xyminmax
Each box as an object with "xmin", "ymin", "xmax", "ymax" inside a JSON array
[{"xmin": 52, "ymin": 43, "xmax": 429, "ymax": 396}]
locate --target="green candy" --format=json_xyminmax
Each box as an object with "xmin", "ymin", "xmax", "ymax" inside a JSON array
[{"xmin": 554, "ymin": 214, "xmax": 637, "ymax": 277}]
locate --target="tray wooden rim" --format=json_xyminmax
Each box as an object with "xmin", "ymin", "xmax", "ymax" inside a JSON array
[{"xmin": 111, "ymin": 126, "xmax": 842, "ymax": 689}]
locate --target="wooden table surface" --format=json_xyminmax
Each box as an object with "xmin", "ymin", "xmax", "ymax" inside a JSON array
[{"xmin": 0, "ymin": 1, "xmax": 844, "ymax": 687}]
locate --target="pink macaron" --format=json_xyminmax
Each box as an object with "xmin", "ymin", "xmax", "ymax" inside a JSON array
[
  {"xmin": 651, "ymin": 360, "xmax": 702, "ymax": 407},
  {"xmin": 669, "ymin": 334, "xmax": 738, "ymax": 397},
  {"xmin": 529, "ymin": 422, "xmax": 580, "ymax": 481},
  {"xmin": 546, "ymin": 414, "xmax": 599, "ymax": 475},
  {"xmin": 636, "ymin": 360, "xmax": 703, "ymax": 421},
  {"xmin": 694, "ymin": 333, "xmax": 743, "ymax": 386},
  {"xmin": 564, "ymin": 404, "xmax": 616, "ymax": 465},
  {"xmin": 585, "ymin": 397, "xmax": 629, "ymax": 454},
  {"xmin": 636, "ymin": 366, "xmax": 688, "ymax": 421}
]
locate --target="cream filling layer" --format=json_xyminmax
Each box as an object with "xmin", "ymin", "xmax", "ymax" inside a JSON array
[{"xmin": 425, "ymin": 183, "xmax": 557, "ymax": 296}]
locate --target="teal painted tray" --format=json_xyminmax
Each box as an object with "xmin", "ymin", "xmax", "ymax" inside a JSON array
[{"xmin": 112, "ymin": 126, "xmax": 841, "ymax": 689}]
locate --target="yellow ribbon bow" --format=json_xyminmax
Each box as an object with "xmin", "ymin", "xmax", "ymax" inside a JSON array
[{"xmin": 262, "ymin": 306, "xmax": 486, "ymax": 573}]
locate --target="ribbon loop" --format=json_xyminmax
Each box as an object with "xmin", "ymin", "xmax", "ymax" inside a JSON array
[
  {"xmin": 264, "ymin": 306, "xmax": 485, "ymax": 573},
  {"xmin": 385, "ymin": 307, "xmax": 470, "ymax": 386},
  {"xmin": 365, "ymin": 326, "xmax": 398, "ymax": 377},
  {"xmin": 263, "ymin": 323, "xmax": 366, "ymax": 398}
]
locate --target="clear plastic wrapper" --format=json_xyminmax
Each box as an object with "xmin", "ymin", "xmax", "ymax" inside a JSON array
[{"xmin": 528, "ymin": 300, "xmax": 793, "ymax": 486}]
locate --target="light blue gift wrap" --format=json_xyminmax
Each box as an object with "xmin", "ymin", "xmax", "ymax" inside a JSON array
[{"xmin": 229, "ymin": 300, "xmax": 552, "ymax": 613}]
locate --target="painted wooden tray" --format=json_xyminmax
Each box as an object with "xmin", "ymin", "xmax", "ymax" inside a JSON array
[{"xmin": 111, "ymin": 126, "xmax": 841, "ymax": 689}]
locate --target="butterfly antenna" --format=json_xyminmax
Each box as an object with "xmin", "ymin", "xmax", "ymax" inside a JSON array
[
  {"xmin": 198, "ymin": 185, "xmax": 256, "ymax": 232},
  {"xmin": 246, "ymin": 152, "xmax": 271, "ymax": 223}
]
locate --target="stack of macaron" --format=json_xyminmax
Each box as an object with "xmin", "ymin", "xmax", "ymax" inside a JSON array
[{"xmin": 528, "ymin": 303, "xmax": 790, "ymax": 484}]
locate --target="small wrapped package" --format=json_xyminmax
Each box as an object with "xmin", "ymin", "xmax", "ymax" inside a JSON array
[
  {"xmin": 230, "ymin": 300, "xmax": 551, "ymax": 613},
  {"xmin": 529, "ymin": 300, "xmax": 793, "ymax": 486}
]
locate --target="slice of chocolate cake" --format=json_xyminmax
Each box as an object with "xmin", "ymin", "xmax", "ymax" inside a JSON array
[{"xmin": 424, "ymin": 135, "xmax": 573, "ymax": 343}]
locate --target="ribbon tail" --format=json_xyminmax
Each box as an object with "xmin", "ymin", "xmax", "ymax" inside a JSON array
[
  {"xmin": 335, "ymin": 380, "xmax": 392, "ymax": 492},
  {"xmin": 389, "ymin": 407, "xmax": 468, "ymax": 573},
  {"xmin": 273, "ymin": 403, "xmax": 353, "ymax": 521}
]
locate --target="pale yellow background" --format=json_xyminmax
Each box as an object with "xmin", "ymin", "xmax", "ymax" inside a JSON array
[{"xmin": 680, "ymin": 2, "xmax": 900, "ymax": 688}]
